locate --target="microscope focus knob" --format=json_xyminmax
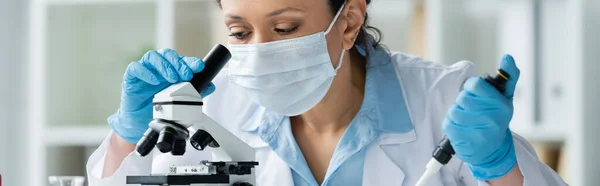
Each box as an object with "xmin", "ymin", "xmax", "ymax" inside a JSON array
[
  {"xmin": 223, "ymin": 164, "xmax": 250, "ymax": 175},
  {"xmin": 232, "ymin": 182, "xmax": 253, "ymax": 186}
]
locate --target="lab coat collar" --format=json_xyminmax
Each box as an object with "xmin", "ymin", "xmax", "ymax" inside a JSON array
[
  {"xmin": 361, "ymin": 38, "xmax": 414, "ymax": 133},
  {"xmin": 240, "ymin": 34, "xmax": 414, "ymax": 136},
  {"xmin": 362, "ymin": 141, "xmax": 407, "ymax": 186}
]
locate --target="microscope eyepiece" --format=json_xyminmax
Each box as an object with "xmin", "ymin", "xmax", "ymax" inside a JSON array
[{"xmin": 190, "ymin": 44, "xmax": 231, "ymax": 94}]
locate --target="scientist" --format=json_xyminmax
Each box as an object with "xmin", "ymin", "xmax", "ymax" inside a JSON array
[{"xmin": 86, "ymin": 0, "xmax": 568, "ymax": 185}]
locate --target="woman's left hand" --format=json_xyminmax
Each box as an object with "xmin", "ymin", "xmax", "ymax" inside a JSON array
[{"xmin": 442, "ymin": 55, "xmax": 521, "ymax": 181}]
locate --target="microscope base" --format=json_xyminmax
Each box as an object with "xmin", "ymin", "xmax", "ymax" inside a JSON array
[{"xmin": 126, "ymin": 174, "xmax": 233, "ymax": 185}]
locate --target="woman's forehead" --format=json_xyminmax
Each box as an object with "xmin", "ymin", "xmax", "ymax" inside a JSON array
[{"xmin": 220, "ymin": 0, "xmax": 330, "ymax": 15}]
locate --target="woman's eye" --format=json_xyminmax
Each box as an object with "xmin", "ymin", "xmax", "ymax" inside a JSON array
[
  {"xmin": 228, "ymin": 32, "xmax": 250, "ymax": 40},
  {"xmin": 274, "ymin": 26, "xmax": 298, "ymax": 35}
]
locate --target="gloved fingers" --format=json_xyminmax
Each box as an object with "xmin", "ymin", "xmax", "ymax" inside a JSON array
[
  {"xmin": 157, "ymin": 48, "xmax": 194, "ymax": 81},
  {"xmin": 181, "ymin": 56, "xmax": 205, "ymax": 73},
  {"xmin": 200, "ymin": 82, "xmax": 216, "ymax": 98},
  {"xmin": 498, "ymin": 54, "xmax": 520, "ymax": 98},
  {"xmin": 124, "ymin": 61, "xmax": 161, "ymax": 85},
  {"xmin": 442, "ymin": 118, "xmax": 488, "ymax": 151},
  {"xmin": 463, "ymin": 77, "xmax": 505, "ymax": 100},
  {"xmin": 142, "ymin": 50, "xmax": 179, "ymax": 83},
  {"xmin": 455, "ymin": 91, "xmax": 504, "ymax": 111},
  {"xmin": 441, "ymin": 117, "xmax": 481, "ymax": 145},
  {"xmin": 445, "ymin": 104, "xmax": 496, "ymax": 129}
]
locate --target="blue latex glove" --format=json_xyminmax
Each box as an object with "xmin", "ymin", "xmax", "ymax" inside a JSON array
[
  {"xmin": 442, "ymin": 54, "xmax": 521, "ymax": 180},
  {"xmin": 108, "ymin": 48, "xmax": 216, "ymax": 144}
]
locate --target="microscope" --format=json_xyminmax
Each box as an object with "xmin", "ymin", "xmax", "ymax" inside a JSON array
[{"xmin": 126, "ymin": 44, "xmax": 258, "ymax": 186}]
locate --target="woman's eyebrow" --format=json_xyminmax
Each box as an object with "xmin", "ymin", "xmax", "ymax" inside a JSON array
[
  {"xmin": 225, "ymin": 13, "xmax": 245, "ymax": 20},
  {"xmin": 266, "ymin": 7, "xmax": 304, "ymax": 17},
  {"xmin": 225, "ymin": 7, "xmax": 304, "ymax": 20}
]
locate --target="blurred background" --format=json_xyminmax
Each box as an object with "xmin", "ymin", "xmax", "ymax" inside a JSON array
[{"xmin": 1, "ymin": 0, "xmax": 599, "ymax": 185}]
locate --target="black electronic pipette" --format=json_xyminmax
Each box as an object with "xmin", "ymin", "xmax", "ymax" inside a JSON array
[{"xmin": 415, "ymin": 69, "xmax": 510, "ymax": 186}]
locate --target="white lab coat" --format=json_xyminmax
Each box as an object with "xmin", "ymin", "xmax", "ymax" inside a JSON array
[{"xmin": 86, "ymin": 52, "xmax": 567, "ymax": 186}]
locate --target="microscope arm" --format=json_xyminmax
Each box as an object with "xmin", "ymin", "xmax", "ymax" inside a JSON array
[{"xmin": 193, "ymin": 114, "xmax": 256, "ymax": 162}]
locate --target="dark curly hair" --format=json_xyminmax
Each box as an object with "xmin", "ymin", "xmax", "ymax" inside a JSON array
[{"xmin": 216, "ymin": 0, "xmax": 383, "ymax": 54}]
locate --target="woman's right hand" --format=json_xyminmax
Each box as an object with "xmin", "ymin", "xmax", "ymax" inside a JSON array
[{"xmin": 108, "ymin": 48, "xmax": 216, "ymax": 145}]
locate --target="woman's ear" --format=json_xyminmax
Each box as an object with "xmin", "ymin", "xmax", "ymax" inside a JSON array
[{"xmin": 341, "ymin": 0, "xmax": 367, "ymax": 50}]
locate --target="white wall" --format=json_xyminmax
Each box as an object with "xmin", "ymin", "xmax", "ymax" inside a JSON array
[
  {"xmin": 368, "ymin": 0, "xmax": 414, "ymax": 52},
  {"xmin": 580, "ymin": 1, "xmax": 600, "ymax": 183},
  {"xmin": 565, "ymin": 0, "xmax": 600, "ymax": 185},
  {"xmin": 46, "ymin": 3, "xmax": 156, "ymax": 127},
  {"xmin": 426, "ymin": 0, "xmax": 472, "ymax": 65},
  {"xmin": 44, "ymin": 3, "xmax": 156, "ymax": 180},
  {"xmin": 0, "ymin": 0, "xmax": 29, "ymax": 185}
]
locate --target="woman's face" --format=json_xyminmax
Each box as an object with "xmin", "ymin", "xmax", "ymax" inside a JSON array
[{"xmin": 220, "ymin": 0, "xmax": 365, "ymax": 64}]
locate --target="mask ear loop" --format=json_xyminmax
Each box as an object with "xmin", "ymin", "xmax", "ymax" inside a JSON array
[
  {"xmin": 326, "ymin": 2, "xmax": 346, "ymax": 72},
  {"xmin": 325, "ymin": 2, "xmax": 346, "ymax": 35},
  {"xmin": 334, "ymin": 49, "xmax": 346, "ymax": 72}
]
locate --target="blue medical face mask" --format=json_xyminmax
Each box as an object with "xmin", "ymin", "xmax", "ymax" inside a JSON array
[{"xmin": 227, "ymin": 3, "xmax": 347, "ymax": 116}]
